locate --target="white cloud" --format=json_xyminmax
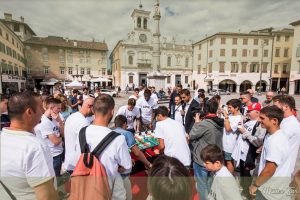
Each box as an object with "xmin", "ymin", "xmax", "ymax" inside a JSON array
[{"xmin": 1, "ymin": 0, "xmax": 299, "ymax": 49}]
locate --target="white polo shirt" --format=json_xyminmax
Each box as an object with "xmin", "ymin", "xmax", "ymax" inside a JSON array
[
  {"xmin": 34, "ymin": 114, "xmax": 64, "ymax": 157},
  {"xmin": 136, "ymin": 97, "xmax": 158, "ymax": 124},
  {"xmin": 63, "ymin": 111, "xmax": 90, "ymax": 171},
  {"xmin": 116, "ymin": 105, "xmax": 140, "ymax": 129},
  {"xmin": 154, "ymin": 118, "xmax": 191, "ymax": 166},
  {"xmin": 0, "ymin": 128, "xmax": 55, "ymax": 200}
]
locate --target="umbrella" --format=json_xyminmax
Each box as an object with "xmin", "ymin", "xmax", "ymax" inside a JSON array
[
  {"xmin": 90, "ymin": 77, "xmax": 112, "ymax": 82},
  {"xmin": 65, "ymin": 80, "xmax": 83, "ymax": 88}
]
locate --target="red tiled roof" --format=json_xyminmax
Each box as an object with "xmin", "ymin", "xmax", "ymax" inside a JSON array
[{"xmin": 24, "ymin": 36, "xmax": 108, "ymax": 51}]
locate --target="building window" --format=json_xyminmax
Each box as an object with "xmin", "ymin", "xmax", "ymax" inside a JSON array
[
  {"xmin": 202, "ymin": 67, "xmax": 207, "ymax": 74},
  {"xmin": 102, "ymin": 68, "xmax": 106, "ymax": 76},
  {"xmin": 298, "ymin": 61, "xmax": 300, "ymax": 73},
  {"xmin": 209, "ymin": 50, "xmax": 213, "ymax": 58},
  {"xmin": 208, "ymin": 63, "xmax": 212, "ymax": 73},
  {"xmin": 219, "ymin": 62, "xmax": 225, "ymax": 73},
  {"xmin": 296, "ymin": 47, "xmax": 300, "ymax": 57},
  {"xmin": 285, "ymin": 35, "xmax": 290, "ymax": 42},
  {"xmin": 13, "ymin": 24, "xmax": 20, "ymax": 32},
  {"xmin": 42, "ymin": 47, "xmax": 48, "ymax": 62},
  {"xmin": 59, "ymin": 55, "xmax": 64, "ymax": 64},
  {"xmin": 264, "ymin": 49, "xmax": 268, "ymax": 57},
  {"xmin": 185, "ymin": 76, "xmax": 188, "ymax": 84},
  {"xmin": 264, "ymin": 39, "xmax": 269, "ymax": 45},
  {"xmin": 86, "ymin": 56, "xmax": 91, "ymax": 64},
  {"xmin": 254, "ymin": 39, "xmax": 258, "ymax": 45},
  {"xmin": 27, "ymin": 65, "xmax": 31, "ymax": 75},
  {"xmin": 262, "ymin": 63, "xmax": 268, "ymax": 73},
  {"xmin": 250, "ymin": 63, "xmax": 257, "ymax": 73},
  {"xmin": 197, "ymin": 65, "xmax": 201, "ymax": 74},
  {"xmin": 275, "ymin": 48, "xmax": 280, "ymax": 57},
  {"xmin": 198, "ymin": 44, "xmax": 201, "ymax": 50},
  {"xmin": 232, "ymin": 38, "xmax": 237, "ymax": 45},
  {"xmin": 60, "ymin": 67, "xmax": 65, "ymax": 75},
  {"xmin": 274, "ymin": 64, "xmax": 279, "ymax": 73},
  {"xmin": 14, "ymin": 66, "xmax": 18, "ymax": 76},
  {"xmin": 167, "ymin": 56, "xmax": 171, "ymax": 67},
  {"xmin": 167, "ymin": 76, "xmax": 171, "ymax": 83},
  {"xmin": 221, "ymin": 38, "xmax": 226, "ymax": 44},
  {"xmin": 80, "ymin": 58, "xmax": 85, "ymax": 63},
  {"xmin": 80, "ymin": 68, "xmax": 85, "ymax": 75},
  {"xmin": 12, "ymin": 38, "xmax": 14, "ymax": 45},
  {"xmin": 241, "ymin": 62, "xmax": 247, "ymax": 72},
  {"xmin": 231, "ymin": 62, "xmax": 239, "ymax": 73},
  {"xmin": 44, "ymin": 66, "xmax": 49, "ymax": 74},
  {"xmin": 276, "ymin": 35, "xmax": 280, "ymax": 41},
  {"xmin": 282, "ymin": 64, "xmax": 287, "ymax": 74},
  {"xmin": 6, "ymin": 33, "xmax": 9, "ymax": 40},
  {"xmin": 243, "ymin": 38, "xmax": 248, "ymax": 45},
  {"xmin": 68, "ymin": 67, "xmax": 73, "ymax": 74},
  {"xmin": 129, "ymin": 55, "xmax": 133, "ymax": 65},
  {"xmin": 242, "ymin": 49, "xmax": 247, "ymax": 57},
  {"xmin": 232, "ymin": 49, "xmax": 237, "ymax": 57},
  {"xmin": 220, "ymin": 49, "xmax": 225, "ymax": 56},
  {"xmin": 284, "ymin": 48, "xmax": 289, "ymax": 57},
  {"xmin": 87, "ymin": 68, "xmax": 91, "ymax": 75},
  {"xmin": 210, "ymin": 39, "xmax": 213, "ymax": 46},
  {"xmin": 137, "ymin": 17, "xmax": 141, "ymax": 28},
  {"xmin": 0, "ymin": 28, "xmax": 2, "ymax": 36},
  {"xmin": 129, "ymin": 75, "xmax": 133, "ymax": 83},
  {"xmin": 198, "ymin": 54, "xmax": 201, "ymax": 60},
  {"xmin": 143, "ymin": 18, "xmax": 147, "ymax": 29},
  {"xmin": 253, "ymin": 49, "xmax": 258, "ymax": 57},
  {"xmin": 185, "ymin": 57, "xmax": 189, "ymax": 67}
]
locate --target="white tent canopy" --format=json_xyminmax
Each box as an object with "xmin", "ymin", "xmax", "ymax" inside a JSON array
[
  {"xmin": 90, "ymin": 77, "xmax": 111, "ymax": 82},
  {"xmin": 65, "ymin": 80, "xmax": 83, "ymax": 87},
  {"xmin": 40, "ymin": 78, "xmax": 59, "ymax": 86}
]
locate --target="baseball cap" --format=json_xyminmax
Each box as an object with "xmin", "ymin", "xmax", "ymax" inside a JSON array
[{"xmin": 247, "ymin": 103, "xmax": 262, "ymax": 112}]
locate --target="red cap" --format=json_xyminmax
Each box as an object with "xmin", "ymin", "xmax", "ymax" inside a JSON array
[{"xmin": 247, "ymin": 103, "xmax": 262, "ymax": 112}]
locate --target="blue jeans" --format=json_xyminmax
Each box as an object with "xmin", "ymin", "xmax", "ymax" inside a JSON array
[
  {"xmin": 193, "ymin": 162, "xmax": 212, "ymax": 200},
  {"xmin": 53, "ymin": 153, "xmax": 63, "ymax": 176}
]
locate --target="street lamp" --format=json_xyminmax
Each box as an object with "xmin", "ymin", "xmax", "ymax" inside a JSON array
[{"xmin": 259, "ymin": 40, "xmax": 266, "ymax": 92}]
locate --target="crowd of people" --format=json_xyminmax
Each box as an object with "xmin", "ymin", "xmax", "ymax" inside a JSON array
[{"xmin": 0, "ymin": 85, "xmax": 300, "ymax": 200}]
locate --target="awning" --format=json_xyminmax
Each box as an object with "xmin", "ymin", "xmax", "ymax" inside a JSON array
[
  {"xmin": 65, "ymin": 80, "xmax": 83, "ymax": 87},
  {"xmin": 40, "ymin": 78, "xmax": 59, "ymax": 86},
  {"xmin": 90, "ymin": 77, "xmax": 112, "ymax": 82}
]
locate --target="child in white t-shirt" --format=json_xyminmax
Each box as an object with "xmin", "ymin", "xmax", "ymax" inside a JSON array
[{"xmin": 201, "ymin": 144, "xmax": 242, "ymax": 200}]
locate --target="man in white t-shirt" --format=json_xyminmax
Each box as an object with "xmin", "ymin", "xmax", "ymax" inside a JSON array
[
  {"xmin": 63, "ymin": 97, "xmax": 94, "ymax": 173},
  {"xmin": 222, "ymin": 99, "xmax": 243, "ymax": 174},
  {"xmin": 136, "ymin": 89, "xmax": 158, "ymax": 130},
  {"xmin": 249, "ymin": 106, "xmax": 291, "ymax": 200},
  {"xmin": 150, "ymin": 86, "xmax": 159, "ymax": 103},
  {"xmin": 154, "ymin": 106, "xmax": 191, "ymax": 166},
  {"xmin": 0, "ymin": 91, "xmax": 58, "ymax": 200},
  {"xmin": 116, "ymin": 98, "xmax": 140, "ymax": 133},
  {"xmin": 34, "ymin": 97, "xmax": 65, "ymax": 176},
  {"xmin": 128, "ymin": 88, "xmax": 139, "ymax": 100},
  {"xmin": 74, "ymin": 94, "xmax": 132, "ymax": 200},
  {"xmin": 273, "ymin": 95, "xmax": 300, "ymax": 176}
]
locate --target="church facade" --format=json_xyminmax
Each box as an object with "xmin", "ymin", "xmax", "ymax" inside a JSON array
[{"xmin": 110, "ymin": 4, "xmax": 193, "ymax": 90}]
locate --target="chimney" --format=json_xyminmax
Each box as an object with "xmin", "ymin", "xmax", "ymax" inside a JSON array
[
  {"xmin": 4, "ymin": 13, "xmax": 12, "ymax": 21},
  {"xmin": 73, "ymin": 41, "xmax": 77, "ymax": 47},
  {"xmin": 20, "ymin": 16, "xmax": 24, "ymax": 23}
]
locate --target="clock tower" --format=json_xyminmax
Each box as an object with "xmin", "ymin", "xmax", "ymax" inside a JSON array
[{"xmin": 130, "ymin": 3, "xmax": 151, "ymax": 44}]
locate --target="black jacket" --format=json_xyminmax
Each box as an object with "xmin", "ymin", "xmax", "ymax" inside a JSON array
[{"xmin": 183, "ymin": 99, "xmax": 200, "ymax": 134}]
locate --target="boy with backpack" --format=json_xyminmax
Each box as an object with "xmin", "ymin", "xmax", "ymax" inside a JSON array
[{"xmin": 71, "ymin": 94, "xmax": 132, "ymax": 200}]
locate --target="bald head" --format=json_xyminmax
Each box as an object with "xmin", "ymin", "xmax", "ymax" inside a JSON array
[
  {"xmin": 80, "ymin": 97, "xmax": 94, "ymax": 117},
  {"xmin": 247, "ymin": 89, "xmax": 254, "ymax": 96}
]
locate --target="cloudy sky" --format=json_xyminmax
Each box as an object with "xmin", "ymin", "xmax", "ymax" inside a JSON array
[{"xmin": 1, "ymin": 0, "xmax": 300, "ymax": 50}]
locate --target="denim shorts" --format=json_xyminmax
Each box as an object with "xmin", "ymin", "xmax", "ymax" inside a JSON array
[{"xmin": 224, "ymin": 151, "xmax": 233, "ymax": 161}]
